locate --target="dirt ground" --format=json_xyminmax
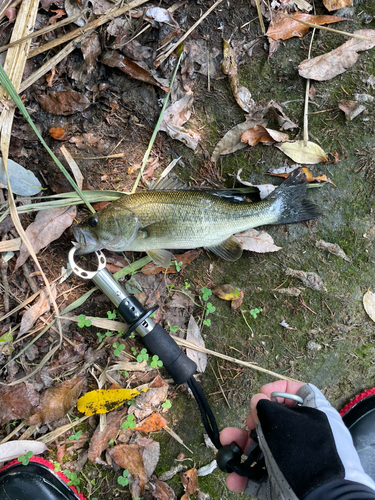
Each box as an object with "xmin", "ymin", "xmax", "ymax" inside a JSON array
[{"xmin": 1, "ymin": 0, "xmax": 375, "ymax": 499}]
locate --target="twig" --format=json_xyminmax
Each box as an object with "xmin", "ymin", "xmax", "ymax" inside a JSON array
[
  {"xmin": 153, "ymin": 0, "xmax": 223, "ymax": 68},
  {"xmin": 0, "ymin": 254, "xmax": 9, "ymax": 314},
  {"xmin": 211, "ymin": 365, "xmax": 230, "ymax": 408},
  {"xmin": 303, "ymin": 27, "xmax": 316, "ymax": 146},
  {"xmin": 253, "ymin": 0, "xmax": 265, "ymax": 34}
]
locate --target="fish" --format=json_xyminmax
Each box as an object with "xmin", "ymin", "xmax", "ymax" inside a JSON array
[{"xmin": 72, "ymin": 168, "xmax": 320, "ymax": 267}]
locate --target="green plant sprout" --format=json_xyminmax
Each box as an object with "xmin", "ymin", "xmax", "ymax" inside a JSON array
[
  {"xmin": 250, "ymin": 307, "xmax": 262, "ymax": 319},
  {"xmin": 173, "ymin": 260, "xmax": 183, "ymax": 272},
  {"xmin": 107, "ymin": 310, "xmax": 117, "ymax": 319},
  {"xmin": 203, "ymin": 318, "xmax": 211, "ymax": 327},
  {"xmin": 69, "ymin": 429, "xmax": 82, "ymax": 441},
  {"xmin": 122, "ymin": 414, "xmax": 137, "ymax": 430},
  {"xmin": 201, "ymin": 287, "xmax": 212, "ymax": 301},
  {"xmin": 77, "ymin": 315, "xmax": 92, "ymax": 328},
  {"xmin": 169, "ymin": 325, "xmax": 179, "ymax": 334},
  {"xmin": 206, "ymin": 302, "xmax": 216, "ymax": 315},
  {"xmin": 119, "ymin": 370, "xmax": 129, "ymax": 377},
  {"xmin": 97, "ymin": 330, "xmax": 112, "ymax": 343},
  {"xmin": 184, "ymin": 282, "xmax": 191, "ymax": 289},
  {"xmin": 162, "ymin": 399, "xmax": 171, "ymax": 409},
  {"xmin": 136, "ymin": 348, "xmax": 149, "ymax": 363},
  {"xmin": 63, "ymin": 470, "xmax": 81, "ymax": 491},
  {"xmin": 18, "ymin": 451, "xmax": 33, "ymax": 465},
  {"xmin": 53, "ymin": 462, "xmax": 61, "ymax": 472},
  {"xmin": 131, "ymin": 346, "xmax": 138, "ymax": 356},
  {"xmin": 117, "ymin": 469, "xmax": 129, "ymax": 487},
  {"xmin": 149, "ymin": 355, "xmax": 163, "ymax": 368},
  {"xmin": 113, "ymin": 342, "xmax": 125, "ymax": 356}
]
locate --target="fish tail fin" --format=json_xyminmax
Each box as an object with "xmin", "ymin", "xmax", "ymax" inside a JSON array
[{"xmin": 269, "ymin": 169, "xmax": 321, "ymax": 225}]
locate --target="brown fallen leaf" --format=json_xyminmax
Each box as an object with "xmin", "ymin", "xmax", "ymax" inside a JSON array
[
  {"xmin": 27, "ymin": 376, "xmax": 85, "ymax": 425},
  {"xmin": 181, "ymin": 468, "xmax": 198, "ymax": 497},
  {"xmin": 231, "ymin": 290, "xmax": 245, "ymax": 310},
  {"xmin": 285, "ymin": 268, "xmax": 327, "ymax": 292},
  {"xmin": 275, "ymin": 140, "xmax": 327, "ymax": 164},
  {"xmin": 69, "ymin": 133, "xmax": 109, "ymax": 154},
  {"xmin": 159, "ymin": 94, "xmax": 201, "ymax": 151},
  {"xmin": 241, "ymin": 125, "xmax": 289, "ymax": 146},
  {"xmin": 16, "ymin": 206, "xmax": 76, "ymax": 268},
  {"xmin": 323, "ymin": 0, "xmax": 352, "ymax": 12},
  {"xmin": 298, "ymin": 30, "xmax": 375, "ymax": 81},
  {"xmin": 101, "ymin": 51, "xmax": 169, "ymax": 92},
  {"xmin": 0, "ymin": 382, "xmax": 39, "ymax": 425},
  {"xmin": 315, "ymin": 239, "xmax": 350, "ymax": 261},
  {"xmin": 149, "ymin": 476, "xmax": 177, "ymax": 500},
  {"xmin": 338, "ymin": 100, "xmax": 366, "ymax": 121},
  {"xmin": 38, "ymin": 89, "xmax": 90, "ymax": 115},
  {"xmin": 135, "ymin": 413, "xmax": 167, "ymax": 433},
  {"xmin": 109, "ymin": 443, "xmax": 147, "ymax": 493},
  {"xmin": 141, "ymin": 250, "xmax": 200, "ymax": 275},
  {"xmin": 222, "ymin": 39, "xmax": 254, "ymax": 113},
  {"xmin": 88, "ymin": 406, "xmax": 129, "ymax": 463},
  {"xmin": 186, "ymin": 316, "xmax": 207, "ymax": 373},
  {"xmin": 80, "ymin": 33, "xmax": 101, "ymax": 74},
  {"xmin": 266, "ymin": 13, "xmax": 345, "ymax": 41},
  {"xmin": 363, "ymin": 290, "xmax": 375, "ymax": 324},
  {"xmin": 19, "ymin": 284, "xmax": 57, "ymax": 337},
  {"xmin": 211, "ymin": 121, "xmax": 260, "ymax": 162},
  {"xmin": 268, "ymin": 166, "xmax": 334, "ymax": 185},
  {"xmin": 275, "ymin": 287, "xmax": 304, "ymax": 297},
  {"xmin": 234, "ymin": 228, "xmax": 282, "ymax": 253},
  {"xmin": 49, "ymin": 127, "xmax": 68, "ymax": 140}
]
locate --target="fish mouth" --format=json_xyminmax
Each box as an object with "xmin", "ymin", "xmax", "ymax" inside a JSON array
[{"xmin": 71, "ymin": 226, "xmax": 99, "ymax": 255}]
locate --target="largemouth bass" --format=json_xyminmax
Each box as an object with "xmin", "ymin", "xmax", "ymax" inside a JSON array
[{"xmin": 73, "ymin": 170, "xmax": 320, "ymax": 267}]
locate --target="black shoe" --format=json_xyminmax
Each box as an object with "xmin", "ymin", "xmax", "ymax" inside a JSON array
[
  {"xmin": 0, "ymin": 458, "xmax": 84, "ymax": 500},
  {"xmin": 342, "ymin": 390, "xmax": 375, "ymax": 482}
]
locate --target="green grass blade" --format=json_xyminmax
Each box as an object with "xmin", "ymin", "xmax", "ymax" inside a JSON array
[{"xmin": 0, "ymin": 63, "xmax": 95, "ymax": 214}]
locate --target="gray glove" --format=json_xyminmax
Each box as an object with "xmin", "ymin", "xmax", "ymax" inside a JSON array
[{"xmin": 244, "ymin": 384, "xmax": 375, "ymax": 500}]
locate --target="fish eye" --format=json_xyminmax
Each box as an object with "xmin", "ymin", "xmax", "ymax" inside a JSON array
[{"xmin": 88, "ymin": 215, "xmax": 98, "ymax": 227}]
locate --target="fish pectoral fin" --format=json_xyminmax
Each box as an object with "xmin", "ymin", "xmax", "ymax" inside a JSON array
[
  {"xmin": 147, "ymin": 249, "xmax": 175, "ymax": 268},
  {"xmin": 206, "ymin": 236, "xmax": 243, "ymax": 262}
]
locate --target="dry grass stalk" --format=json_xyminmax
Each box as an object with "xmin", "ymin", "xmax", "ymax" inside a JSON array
[
  {"xmin": 60, "ymin": 146, "xmax": 83, "ymax": 191},
  {"xmin": 0, "ymin": 237, "xmax": 21, "ymax": 251},
  {"xmin": 0, "ymin": 0, "xmax": 63, "ymax": 386}
]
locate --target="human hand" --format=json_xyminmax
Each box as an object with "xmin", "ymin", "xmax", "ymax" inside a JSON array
[
  {"xmin": 220, "ymin": 380, "xmax": 375, "ymax": 499},
  {"xmin": 220, "ymin": 379, "xmax": 305, "ymax": 493}
]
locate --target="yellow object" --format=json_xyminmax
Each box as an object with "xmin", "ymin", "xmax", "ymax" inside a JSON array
[{"xmin": 77, "ymin": 388, "xmax": 148, "ymax": 416}]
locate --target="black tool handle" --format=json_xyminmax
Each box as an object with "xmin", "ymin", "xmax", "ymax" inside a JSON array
[{"xmin": 141, "ymin": 324, "xmax": 197, "ymax": 385}]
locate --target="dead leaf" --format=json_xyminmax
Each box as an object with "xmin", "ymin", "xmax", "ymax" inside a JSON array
[
  {"xmin": 266, "ymin": 13, "xmax": 345, "ymax": 41},
  {"xmin": 298, "ymin": 30, "xmax": 375, "ymax": 81},
  {"xmin": 316, "ymin": 239, "xmax": 350, "ymax": 261},
  {"xmin": 19, "ymin": 284, "xmax": 57, "ymax": 337},
  {"xmin": 241, "ymin": 125, "xmax": 289, "ymax": 146},
  {"xmin": 285, "ymin": 268, "xmax": 327, "ymax": 292},
  {"xmin": 81, "ymin": 33, "xmax": 101, "ymax": 74},
  {"xmin": 323, "ymin": 0, "xmax": 352, "ymax": 12},
  {"xmin": 101, "ymin": 51, "xmax": 169, "ymax": 92},
  {"xmin": 275, "ymin": 287, "xmax": 303, "ymax": 297},
  {"xmin": 38, "ymin": 89, "xmax": 91, "ymax": 115},
  {"xmin": 159, "ymin": 94, "xmax": 201, "ymax": 150},
  {"xmin": 181, "ymin": 468, "xmax": 198, "ymax": 496},
  {"xmin": 88, "ymin": 407, "xmax": 129, "ymax": 463},
  {"xmin": 186, "ymin": 316, "xmax": 207, "ymax": 373},
  {"xmin": 236, "ymin": 168, "xmax": 275, "ymax": 199},
  {"xmin": 234, "ymin": 228, "xmax": 282, "ymax": 252},
  {"xmin": 49, "ymin": 127, "xmax": 68, "ymax": 140},
  {"xmin": 212, "ymin": 284, "xmax": 240, "ymax": 301},
  {"xmin": 141, "ymin": 250, "xmax": 200, "ymax": 275},
  {"xmin": 338, "ymin": 100, "xmax": 366, "ymax": 120},
  {"xmin": 109, "ymin": 443, "xmax": 147, "ymax": 493},
  {"xmin": 28, "ymin": 376, "xmax": 84, "ymax": 425},
  {"xmin": 231, "ymin": 290, "xmax": 245, "ymax": 310},
  {"xmin": 69, "ymin": 133, "xmax": 109, "ymax": 154},
  {"xmin": 0, "ymin": 441, "xmax": 48, "ymax": 463},
  {"xmin": 135, "ymin": 413, "xmax": 167, "ymax": 433},
  {"xmin": 16, "ymin": 206, "xmax": 76, "ymax": 268},
  {"xmin": 149, "ymin": 477, "xmax": 177, "ymax": 500},
  {"xmin": 133, "ymin": 436, "xmax": 160, "ymax": 482},
  {"xmin": 0, "ymin": 382, "xmax": 39, "ymax": 425},
  {"xmin": 222, "ymin": 39, "xmax": 254, "ymax": 113},
  {"xmin": 275, "ymin": 140, "xmax": 327, "ymax": 164},
  {"xmin": 363, "ymin": 290, "xmax": 375, "ymax": 323},
  {"xmin": 77, "ymin": 388, "xmax": 146, "ymax": 416},
  {"xmin": 211, "ymin": 121, "xmax": 258, "ymax": 162}
]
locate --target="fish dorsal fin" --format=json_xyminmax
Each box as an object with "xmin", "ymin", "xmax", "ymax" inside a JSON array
[
  {"xmin": 146, "ymin": 249, "xmax": 175, "ymax": 268},
  {"xmin": 206, "ymin": 236, "xmax": 243, "ymax": 262},
  {"xmin": 148, "ymin": 173, "xmax": 187, "ymax": 191},
  {"xmin": 206, "ymin": 188, "xmax": 256, "ymax": 203}
]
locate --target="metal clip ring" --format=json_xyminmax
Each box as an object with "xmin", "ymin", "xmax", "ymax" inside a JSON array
[
  {"xmin": 270, "ymin": 391, "xmax": 304, "ymax": 405},
  {"xmin": 68, "ymin": 247, "xmax": 106, "ymax": 280}
]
